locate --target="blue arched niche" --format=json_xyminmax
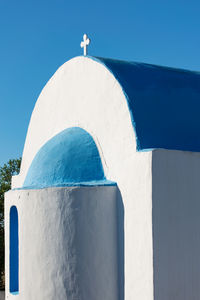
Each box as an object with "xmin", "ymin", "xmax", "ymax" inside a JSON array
[
  {"xmin": 23, "ymin": 127, "xmax": 114, "ymax": 189},
  {"xmin": 10, "ymin": 206, "xmax": 19, "ymax": 294}
]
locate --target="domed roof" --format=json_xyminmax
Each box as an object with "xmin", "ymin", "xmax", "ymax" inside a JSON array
[
  {"xmin": 93, "ymin": 56, "xmax": 200, "ymax": 152},
  {"xmin": 23, "ymin": 127, "xmax": 113, "ymax": 189}
]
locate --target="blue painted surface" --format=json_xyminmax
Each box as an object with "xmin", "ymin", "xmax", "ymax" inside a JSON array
[
  {"xmin": 91, "ymin": 56, "xmax": 200, "ymax": 152},
  {"xmin": 10, "ymin": 292, "xmax": 19, "ymax": 295},
  {"xmin": 23, "ymin": 127, "xmax": 113, "ymax": 189},
  {"xmin": 19, "ymin": 180, "xmax": 116, "ymax": 190},
  {"xmin": 10, "ymin": 206, "xmax": 19, "ymax": 294}
]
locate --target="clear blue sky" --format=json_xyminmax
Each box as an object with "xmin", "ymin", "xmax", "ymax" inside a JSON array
[{"xmin": 0, "ymin": 0, "xmax": 199, "ymax": 166}]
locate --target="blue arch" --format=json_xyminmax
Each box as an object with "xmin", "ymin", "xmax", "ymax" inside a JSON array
[
  {"xmin": 10, "ymin": 206, "xmax": 19, "ymax": 294},
  {"xmin": 23, "ymin": 127, "xmax": 114, "ymax": 189}
]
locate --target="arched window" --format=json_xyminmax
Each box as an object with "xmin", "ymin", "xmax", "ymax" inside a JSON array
[{"xmin": 10, "ymin": 206, "xmax": 19, "ymax": 294}]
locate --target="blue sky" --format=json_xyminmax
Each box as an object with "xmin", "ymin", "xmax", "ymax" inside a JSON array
[{"xmin": 0, "ymin": 0, "xmax": 200, "ymax": 166}]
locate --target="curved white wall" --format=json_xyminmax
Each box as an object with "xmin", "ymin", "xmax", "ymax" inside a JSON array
[
  {"xmin": 10, "ymin": 56, "xmax": 153, "ymax": 300},
  {"xmin": 5, "ymin": 186, "xmax": 122, "ymax": 300}
]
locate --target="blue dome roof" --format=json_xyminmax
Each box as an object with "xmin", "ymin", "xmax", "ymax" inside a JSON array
[
  {"xmin": 23, "ymin": 127, "xmax": 113, "ymax": 189},
  {"xmin": 92, "ymin": 56, "xmax": 200, "ymax": 152}
]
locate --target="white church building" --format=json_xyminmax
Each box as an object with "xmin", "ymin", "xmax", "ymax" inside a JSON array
[{"xmin": 4, "ymin": 38, "xmax": 200, "ymax": 300}]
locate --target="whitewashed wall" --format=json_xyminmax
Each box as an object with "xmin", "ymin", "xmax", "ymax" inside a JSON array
[
  {"xmin": 152, "ymin": 149, "xmax": 200, "ymax": 300},
  {"xmin": 9, "ymin": 57, "xmax": 153, "ymax": 300},
  {"xmin": 5, "ymin": 186, "xmax": 123, "ymax": 300}
]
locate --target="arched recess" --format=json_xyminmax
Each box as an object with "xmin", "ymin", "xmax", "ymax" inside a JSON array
[{"xmin": 10, "ymin": 206, "xmax": 19, "ymax": 294}]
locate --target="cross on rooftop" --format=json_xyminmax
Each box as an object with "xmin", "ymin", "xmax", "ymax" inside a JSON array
[{"xmin": 80, "ymin": 34, "xmax": 91, "ymax": 56}]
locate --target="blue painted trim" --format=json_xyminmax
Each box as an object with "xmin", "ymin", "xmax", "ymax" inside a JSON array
[
  {"xmin": 15, "ymin": 180, "xmax": 117, "ymax": 191},
  {"xmin": 10, "ymin": 291, "xmax": 19, "ymax": 295},
  {"xmin": 10, "ymin": 206, "xmax": 19, "ymax": 294},
  {"xmin": 23, "ymin": 127, "xmax": 109, "ymax": 189},
  {"xmin": 139, "ymin": 148, "xmax": 155, "ymax": 152}
]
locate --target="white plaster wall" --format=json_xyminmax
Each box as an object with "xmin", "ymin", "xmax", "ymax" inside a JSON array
[
  {"xmin": 5, "ymin": 186, "xmax": 122, "ymax": 300},
  {"xmin": 11, "ymin": 56, "xmax": 153, "ymax": 299},
  {"xmin": 152, "ymin": 149, "xmax": 200, "ymax": 300}
]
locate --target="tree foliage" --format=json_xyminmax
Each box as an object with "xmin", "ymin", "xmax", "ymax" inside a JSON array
[{"xmin": 0, "ymin": 158, "xmax": 21, "ymax": 289}]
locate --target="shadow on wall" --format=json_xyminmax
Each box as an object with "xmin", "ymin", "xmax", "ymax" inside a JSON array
[
  {"xmin": 116, "ymin": 188, "xmax": 124, "ymax": 300},
  {"xmin": 0, "ymin": 291, "xmax": 5, "ymax": 300},
  {"xmin": 62, "ymin": 185, "xmax": 125, "ymax": 300},
  {"xmin": 152, "ymin": 149, "xmax": 200, "ymax": 300}
]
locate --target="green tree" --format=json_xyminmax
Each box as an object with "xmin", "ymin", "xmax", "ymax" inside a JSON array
[{"xmin": 0, "ymin": 158, "xmax": 21, "ymax": 289}]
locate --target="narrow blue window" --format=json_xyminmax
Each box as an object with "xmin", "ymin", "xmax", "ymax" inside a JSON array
[{"xmin": 10, "ymin": 206, "xmax": 19, "ymax": 294}]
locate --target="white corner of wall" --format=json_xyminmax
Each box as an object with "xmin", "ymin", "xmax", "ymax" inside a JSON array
[{"xmin": 11, "ymin": 174, "xmax": 21, "ymax": 189}]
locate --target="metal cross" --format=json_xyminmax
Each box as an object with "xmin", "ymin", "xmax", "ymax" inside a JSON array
[{"xmin": 80, "ymin": 34, "xmax": 91, "ymax": 56}]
